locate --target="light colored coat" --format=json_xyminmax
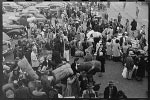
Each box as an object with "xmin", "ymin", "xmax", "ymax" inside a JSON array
[
  {"xmin": 112, "ymin": 43, "xmax": 121, "ymax": 57},
  {"xmin": 31, "ymin": 51, "xmax": 39, "ymax": 68}
]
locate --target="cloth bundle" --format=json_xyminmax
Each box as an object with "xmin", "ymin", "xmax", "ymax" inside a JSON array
[
  {"xmin": 75, "ymin": 50, "xmax": 84, "ymax": 57},
  {"xmin": 122, "ymin": 67, "xmax": 127, "ymax": 78},
  {"xmin": 18, "ymin": 56, "xmax": 39, "ymax": 80}
]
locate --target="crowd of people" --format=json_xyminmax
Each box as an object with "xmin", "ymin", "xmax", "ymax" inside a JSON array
[{"xmin": 2, "ymin": 2, "xmax": 148, "ymax": 99}]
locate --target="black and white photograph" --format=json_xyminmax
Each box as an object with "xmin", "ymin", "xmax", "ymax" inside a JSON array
[{"xmin": 2, "ymin": 2, "xmax": 148, "ymax": 99}]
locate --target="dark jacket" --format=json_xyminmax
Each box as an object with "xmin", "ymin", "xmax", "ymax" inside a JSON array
[
  {"xmin": 120, "ymin": 36, "xmax": 126, "ymax": 47},
  {"xmin": 42, "ymin": 60, "xmax": 55, "ymax": 70},
  {"xmin": 131, "ymin": 20, "xmax": 137, "ymax": 31},
  {"xmin": 52, "ymin": 51, "xmax": 62, "ymax": 66},
  {"xmin": 78, "ymin": 75, "xmax": 88, "ymax": 91},
  {"xmin": 96, "ymin": 47, "xmax": 106, "ymax": 64},
  {"xmin": 136, "ymin": 57, "xmax": 146, "ymax": 78},
  {"xmin": 125, "ymin": 56, "xmax": 134, "ymax": 71},
  {"xmin": 87, "ymin": 20, "xmax": 91, "ymax": 28},
  {"xmin": 65, "ymin": 42, "xmax": 70, "ymax": 50},
  {"xmin": 24, "ymin": 51, "xmax": 31, "ymax": 64},
  {"xmin": 104, "ymin": 86, "xmax": 118, "ymax": 99}
]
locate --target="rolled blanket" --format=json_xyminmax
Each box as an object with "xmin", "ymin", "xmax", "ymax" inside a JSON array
[
  {"xmin": 52, "ymin": 63, "xmax": 74, "ymax": 84},
  {"xmin": 77, "ymin": 60, "xmax": 101, "ymax": 74}
]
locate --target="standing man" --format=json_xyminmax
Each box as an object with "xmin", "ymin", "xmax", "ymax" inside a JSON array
[
  {"xmin": 118, "ymin": 13, "xmax": 122, "ymax": 23},
  {"xmin": 105, "ymin": 13, "xmax": 109, "ymax": 21},
  {"xmin": 136, "ymin": 6, "xmax": 139, "ymax": 18},
  {"xmin": 123, "ymin": 2, "xmax": 126, "ymax": 9},
  {"xmin": 64, "ymin": 38, "xmax": 70, "ymax": 62},
  {"xmin": 131, "ymin": 19, "xmax": 137, "ymax": 38},
  {"xmin": 104, "ymin": 81, "xmax": 118, "ymax": 99},
  {"xmin": 120, "ymin": 33, "xmax": 126, "ymax": 47},
  {"xmin": 125, "ymin": 51, "xmax": 134, "ymax": 80},
  {"xmin": 107, "ymin": 2, "xmax": 110, "ymax": 8},
  {"xmin": 31, "ymin": 47, "xmax": 39, "ymax": 71}
]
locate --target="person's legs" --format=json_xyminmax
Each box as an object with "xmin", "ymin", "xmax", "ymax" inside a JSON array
[
  {"xmin": 127, "ymin": 70, "xmax": 133, "ymax": 80},
  {"xmin": 101, "ymin": 61, "xmax": 105, "ymax": 73},
  {"xmin": 61, "ymin": 84, "xmax": 67, "ymax": 96},
  {"xmin": 122, "ymin": 53, "xmax": 126, "ymax": 65},
  {"xmin": 66, "ymin": 50, "xmax": 70, "ymax": 62},
  {"xmin": 61, "ymin": 50, "xmax": 64, "ymax": 58}
]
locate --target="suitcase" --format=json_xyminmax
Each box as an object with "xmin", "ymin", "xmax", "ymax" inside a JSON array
[
  {"xmin": 52, "ymin": 63, "xmax": 73, "ymax": 83},
  {"xmin": 75, "ymin": 50, "xmax": 84, "ymax": 57},
  {"xmin": 18, "ymin": 57, "xmax": 39, "ymax": 80}
]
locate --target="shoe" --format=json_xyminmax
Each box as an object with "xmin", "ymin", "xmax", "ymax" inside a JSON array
[{"xmin": 98, "ymin": 73, "xmax": 103, "ymax": 77}]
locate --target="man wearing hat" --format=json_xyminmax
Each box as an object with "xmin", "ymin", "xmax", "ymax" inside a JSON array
[
  {"xmin": 104, "ymin": 81, "xmax": 118, "ymax": 99},
  {"xmin": 96, "ymin": 43, "xmax": 106, "ymax": 73},
  {"xmin": 124, "ymin": 51, "xmax": 134, "ymax": 80},
  {"xmin": 82, "ymin": 83, "xmax": 96, "ymax": 98}
]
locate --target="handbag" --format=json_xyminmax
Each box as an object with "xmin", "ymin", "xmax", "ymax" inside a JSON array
[{"xmin": 122, "ymin": 67, "xmax": 127, "ymax": 78}]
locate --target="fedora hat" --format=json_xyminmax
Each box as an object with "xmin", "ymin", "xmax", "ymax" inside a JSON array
[{"xmin": 108, "ymin": 81, "xmax": 114, "ymax": 85}]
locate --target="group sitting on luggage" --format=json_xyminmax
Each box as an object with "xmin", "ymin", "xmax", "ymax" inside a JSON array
[{"xmin": 3, "ymin": 2, "xmax": 148, "ymax": 99}]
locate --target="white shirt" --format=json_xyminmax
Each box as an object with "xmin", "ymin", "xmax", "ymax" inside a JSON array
[
  {"xmin": 32, "ymin": 45, "xmax": 37, "ymax": 53},
  {"xmin": 123, "ymin": 37, "xmax": 126, "ymax": 46},
  {"xmin": 40, "ymin": 31, "xmax": 45, "ymax": 37}
]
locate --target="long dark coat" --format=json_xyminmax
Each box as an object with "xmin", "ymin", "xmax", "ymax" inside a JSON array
[
  {"xmin": 104, "ymin": 86, "xmax": 118, "ymax": 99},
  {"xmin": 136, "ymin": 57, "xmax": 145, "ymax": 78},
  {"xmin": 131, "ymin": 20, "xmax": 137, "ymax": 31}
]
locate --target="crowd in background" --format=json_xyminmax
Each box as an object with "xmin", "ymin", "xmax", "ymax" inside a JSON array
[{"xmin": 2, "ymin": 2, "xmax": 148, "ymax": 99}]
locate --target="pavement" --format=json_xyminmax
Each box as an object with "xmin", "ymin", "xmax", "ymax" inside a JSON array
[{"xmin": 3, "ymin": 2, "xmax": 148, "ymax": 98}]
